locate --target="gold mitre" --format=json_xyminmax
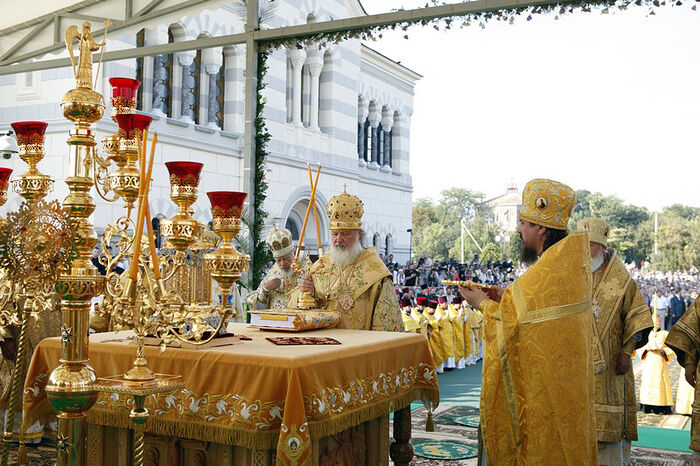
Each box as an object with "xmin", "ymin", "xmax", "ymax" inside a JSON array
[
  {"xmin": 519, "ymin": 178, "xmax": 576, "ymax": 230},
  {"xmin": 266, "ymin": 226, "xmax": 295, "ymax": 258},
  {"xmin": 327, "ymin": 188, "xmax": 364, "ymax": 230},
  {"xmin": 577, "ymin": 217, "xmax": 609, "ymax": 247}
]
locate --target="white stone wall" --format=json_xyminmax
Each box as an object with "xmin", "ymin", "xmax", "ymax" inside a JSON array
[{"xmin": 0, "ymin": 0, "xmax": 417, "ymax": 262}]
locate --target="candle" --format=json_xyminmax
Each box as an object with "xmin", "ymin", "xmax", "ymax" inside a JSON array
[
  {"xmin": 128, "ymin": 130, "xmax": 148, "ymax": 280},
  {"xmin": 308, "ymin": 164, "xmax": 323, "ymax": 257},
  {"xmin": 295, "ymin": 164, "xmax": 322, "ymax": 262},
  {"xmin": 142, "ymin": 133, "xmax": 160, "ymax": 280}
]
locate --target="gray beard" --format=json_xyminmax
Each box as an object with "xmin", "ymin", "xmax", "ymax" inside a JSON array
[
  {"xmin": 329, "ymin": 241, "xmax": 363, "ymax": 268},
  {"xmin": 591, "ymin": 252, "xmax": 605, "ymax": 273}
]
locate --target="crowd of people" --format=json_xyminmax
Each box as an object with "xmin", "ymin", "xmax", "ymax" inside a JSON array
[{"xmin": 381, "ymin": 251, "xmax": 699, "ymax": 331}]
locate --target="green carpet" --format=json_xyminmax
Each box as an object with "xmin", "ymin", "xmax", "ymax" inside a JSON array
[{"xmin": 633, "ymin": 426, "xmax": 691, "ymax": 452}]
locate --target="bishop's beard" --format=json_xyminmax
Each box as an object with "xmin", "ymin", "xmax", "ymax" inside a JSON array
[
  {"xmin": 591, "ymin": 252, "xmax": 605, "ymax": 272},
  {"xmin": 519, "ymin": 244, "xmax": 539, "ymax": 266},
  {"xmin": 329, "ymin": 241, "xmax": 363, "ymax": 268}
]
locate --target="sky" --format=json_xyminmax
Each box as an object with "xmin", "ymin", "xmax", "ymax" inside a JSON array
[{"xmin": 363, "ymin": 1, "xmax": 700, "ymax": 211}]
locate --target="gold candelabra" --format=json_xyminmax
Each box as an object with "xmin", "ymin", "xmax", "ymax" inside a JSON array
[{"xmin": 0, "ymin": 21, "xmax": 251, "ymax": 466}]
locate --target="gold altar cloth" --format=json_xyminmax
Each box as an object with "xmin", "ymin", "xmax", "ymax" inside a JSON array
[{"xmin": 24, "ymin": 323, "xmax": 438, "ymax": 465}]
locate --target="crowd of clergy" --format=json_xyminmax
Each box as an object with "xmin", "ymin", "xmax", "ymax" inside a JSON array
[{"xmin": 398, "ymin": 293, "xmax": 484, "ymax": 373}]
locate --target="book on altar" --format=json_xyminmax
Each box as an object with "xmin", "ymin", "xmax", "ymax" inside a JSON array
[{"xmin": 248, "ymin": 309, "xmax": 341, "ymax": 332}]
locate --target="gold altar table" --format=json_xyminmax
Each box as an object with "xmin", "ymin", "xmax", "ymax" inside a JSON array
[{"xmin": 24, "ymin": 323, "xmax": 439, "ymax": 465}]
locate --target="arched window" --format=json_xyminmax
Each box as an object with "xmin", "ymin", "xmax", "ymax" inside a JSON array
[
  {"xmin": 285, "ymin": 218, "xmax": 300, "ymax": 241},
  {"xmin": 385, "ymin": 234, "xmax": 393, "ymax": 255},
  {"xmin": 373, "ymin": 233, "xmax": 381, "ymax": 249}
]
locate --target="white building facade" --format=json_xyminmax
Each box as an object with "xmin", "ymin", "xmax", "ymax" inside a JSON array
[{"xmin": 0, "ymin": 0, "xmax": 418, "ymax": 263}]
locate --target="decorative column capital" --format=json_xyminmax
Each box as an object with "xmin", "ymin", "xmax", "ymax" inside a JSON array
[
  {"xmin": 288, "ymin": 47, "xmax": 307, "ymax": 69},
  {"xmin": 368, "ymin": 108, "xmax": 381, "ymax": 128},
  {"xmin": 175, "ymin": 50, "xmax": 196, "ymax": 66},
  {"xmin": 306, "ymin": 55, "xmax": 323, "ymax": 77}
]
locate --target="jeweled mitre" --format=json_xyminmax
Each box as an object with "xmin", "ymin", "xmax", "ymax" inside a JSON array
[
  {"xmin": 519, "ymin": 178, "xmax": 576, "ymax": 230},
  {"xmin": 327, "ymin": 189, "xmax": 363, "ymax": 230}
]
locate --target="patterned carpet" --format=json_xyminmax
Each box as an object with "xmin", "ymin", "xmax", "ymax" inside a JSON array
[{"xmin": 403, "ymin": 405, "xmax": 693, "ymax": 465}]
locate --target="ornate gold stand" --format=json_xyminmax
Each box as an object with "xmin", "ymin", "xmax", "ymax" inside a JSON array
[{"xmin": 45, "ymin": 53, "xmax": 106, "ymax": 466}]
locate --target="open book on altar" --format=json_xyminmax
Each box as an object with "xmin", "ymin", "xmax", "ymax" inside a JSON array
[{"xmin": 248, "ymin": 309, "xmax": 341, "ymax": 332}]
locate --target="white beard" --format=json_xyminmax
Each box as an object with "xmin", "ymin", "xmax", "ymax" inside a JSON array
[
  {"xmin": 329, "ymin": 241, "xmax": 363, "ymax": 268},
  {"xmin": 591, "ymin": 252, "xmax": 605, "ymax": 273}
]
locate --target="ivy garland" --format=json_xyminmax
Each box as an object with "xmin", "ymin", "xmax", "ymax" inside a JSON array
[
  {"xmin": 249, "ymin": 0, "xmax": 695, "ymax": 287},
  {"xmin": 249, "ymin": 49, "xmax": 274, "ymax": 291},
  {"xmin": 259, "ymin": 0, "xmax": 697, "ymax": 51}
]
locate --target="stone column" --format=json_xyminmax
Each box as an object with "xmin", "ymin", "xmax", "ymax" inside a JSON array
[
  {"xmin": 145, "ymin": 28, "xmax": 167, "ymax": 115},
  {"xmin": 306, "ymin": 53, "xmax": 323, "ymax": 131},
  {"xmin": 289, "ymin": 47, "xmax": 307, "ymax": 126},
  {"xmin": 200, "ymin": 47, "xmax": 223, "ymax": 127},
  {"xmin": 357, "ymin": 100, "xmax": 369, "ymax": 167},
  {"xmin": 175, "ymin": 51, "xmax": 196, "ymax": 123},
  {"xmin": 222, "ymin": 46, "xmax": 242, "ymax": 133},
  {"xmin": 368, "ymin": 106, "xmax": 380, "ymax": 169},
  {"xmin": 141, "ymin": 56, "xmax": 154, "ymax": 112}
]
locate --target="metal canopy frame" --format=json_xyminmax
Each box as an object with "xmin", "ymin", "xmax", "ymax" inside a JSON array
[{"xmin": 0, "ymin": 0, "xmax": 563, "ymax": 269}]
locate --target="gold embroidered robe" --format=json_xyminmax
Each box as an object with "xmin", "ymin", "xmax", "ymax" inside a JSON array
[
  {"xmin": 479, "ymin": 231, "xmax": 598, "ymax": 465},
  {"xmin": 467, "ymin": 307, "xmax": 483, "ymax": 357},
  {"xmin": 424, "ymin": 310, "xmax": 446, "ymax": 367},
  {"xmin": 435, "ymin": 306, "xmax": 456, "ymax": 363},
  {"xmin": 246, "ymin": 263, "xmax": 300, "ymax": 310},
  {"xmin": 288, "ymin": 248, "xmax": 403, "ymax": 332},
  {"xmin": 591, "ymin": 253, "xmax": 652, "ymax": 443},
  {"xmin": 448, "ymin": 304, "xmax": 470, "ymax": 361},
  {"xmin": 411, "ymin": 307, "xmax": 430, "ymax": 338},
  {"xmin": 401, "ymin": 310, "xmax": 421, "ymax": 333},
  {"xmin": 638, "ymin": 330, "xmax": 674, "ymax": 407},
  {"xmin": 666, "ymin": 300, "xmax": 700, "ymax": 449}
]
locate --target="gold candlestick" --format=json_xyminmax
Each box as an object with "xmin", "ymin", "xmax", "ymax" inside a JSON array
[
  {"xmin": 45, "ymin": 21, "xmax": 107, "ymax": 466},
  {"xmin": 160, "ymin": 162, "xmax": 204, "ymax": 252},
  {"xmin": 10, "ymin": 121, "xmax": 54, "ymax": 203}
]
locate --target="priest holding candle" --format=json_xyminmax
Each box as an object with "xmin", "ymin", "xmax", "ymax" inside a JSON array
[{"xmin": 289, "ymin": 188, "xmax": 404, "ymax": 332}]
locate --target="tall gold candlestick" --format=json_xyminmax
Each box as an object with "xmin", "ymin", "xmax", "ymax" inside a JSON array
[{"xmin": 46, "ymin": 21, "xmax": 107, "ymax": 466}]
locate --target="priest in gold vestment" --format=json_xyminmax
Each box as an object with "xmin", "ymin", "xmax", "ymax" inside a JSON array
[
  {"xmin": 578, "ymin": 218, "xmax": 653, "ymax": 466},
  {"xmin": 291, "ymin": 189, "xmax": 403, "ymax": 332},
  {"xmin": 666, "ymin": 299, "xmax": 700, "ymax": 456},
  {"xmin": 460, "ymin": 179, "xmax": 598, "ymax": 465},
  {"xmin": 246, "ymin": 227, "xmax": 300, "ymax": 310}
]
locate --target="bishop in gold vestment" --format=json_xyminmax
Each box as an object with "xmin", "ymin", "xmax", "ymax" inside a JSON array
[
  {"xmin": 246, "ymin": 227, "xmax": 300, "ymax": 310},
  {"xmin": 460, "ymin": 179, "xmax": 598, "ymax": 465},
  {"xmin": 666, "ymin": 299, "xmax": 700, "ymax": 452},
  {"xmin": 291, "ymin": 189, "xmax": 403, "ymax": 332},
  {"xmin": 579, "ymin": 218, "xmax": 652, "ymax": 466}
]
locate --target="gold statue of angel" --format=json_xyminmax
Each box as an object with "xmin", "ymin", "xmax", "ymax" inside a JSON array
[{"xmin": 64, "ymin": 21, "xmax": 109, "ymax": 90}]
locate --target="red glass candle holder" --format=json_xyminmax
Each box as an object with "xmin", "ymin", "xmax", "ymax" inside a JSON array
[
  {"xmin": 204, "ymin": 191, "xmax": 250, "ymax": 294},
  {"xmin": 0, "ymin": 168, "xmax": 12, "ymax": 207},
  {"xmin": 11, "ymin": 121, "xmax": 47, "ymax": 156},
  {"xmin": 115, "ymin": 114, "xmax": 153, "ymax": 140},
  {"xmin": 208, "ymin": 190, "xmax": 247, "ymax": 238},
  {"xmin": 160, "ymin": 162, "xmax": 204, "ymax": 252},
  {"xmin": 109, "ymin": 77, "xmax": 140, "ymax": 116}
]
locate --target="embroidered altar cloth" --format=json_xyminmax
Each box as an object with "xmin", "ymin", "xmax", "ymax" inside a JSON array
[{"xmin": 24, "ymin": 323, "xmax": 438, "ymax": 465}]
